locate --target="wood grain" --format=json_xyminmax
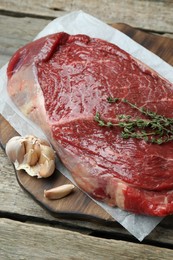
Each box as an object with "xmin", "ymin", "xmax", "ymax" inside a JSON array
[
  {"xmin": 0, "ymin": 15, "xmax": 50, "ymax": 67},
  {"xmin": 1, "ymin": 13, "xmax": 173, "ymax": 68},
  {"xmin": 0, "ymin": 0, "xmax": 173, "ymax": 34},
  {"xmin": 1, "ymin": 218, "xmax": 173, "ymax": 260}
]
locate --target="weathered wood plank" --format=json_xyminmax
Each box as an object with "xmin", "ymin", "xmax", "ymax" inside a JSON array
[
  {"xmin": 0, "ymin": 0, "xmax": 173, "ymax": 33},
  {"xmin": 0, "ymin": 15, "xmax": 50, "ymax": 66},
  {"xmin": 1, "ymin": 218, "xmax": 173, "ymax": 260},
  {"xmin": 0, "ymin": 14, "xmax": 173, "ymax": 68}
]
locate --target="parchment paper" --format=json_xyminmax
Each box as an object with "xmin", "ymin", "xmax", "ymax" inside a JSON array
[{"xmin": 1, "ymin": 10, "xmax": 173, "ymax": 241}]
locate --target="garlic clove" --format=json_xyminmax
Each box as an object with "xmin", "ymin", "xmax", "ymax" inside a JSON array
[
  {"xmin": 38, "ymin": 138, "xmax": 50, "ymax": 147},
  {"xmin": 39, "ymin": 145, "xmax": 55, "ymax": 164},
  {"xmin": 39, "ymin": 160, "xmax": 55, "ymax": 178},
  {"xmin": 6, "ymin": 136, "xmax": 25, "ymax": 164},
  {"xmin": 23, "ymin": 149, "xmax": 39, "ymax": 166},
  {"xmin": 23, "ymin": 137, "xmax": 34, "ymax": 153},
  {"xmin": 33, "ymin": 142, "xmax": 41, "ymax": 156},
  {"xmin": 44, "ymin": 184, "xmax": 75, "ymax": 200}
]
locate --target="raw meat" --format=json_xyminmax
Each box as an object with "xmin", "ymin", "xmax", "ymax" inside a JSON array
[{"xmin": 7, "ymin": 32, "xmax": 173, "ymax": 216}]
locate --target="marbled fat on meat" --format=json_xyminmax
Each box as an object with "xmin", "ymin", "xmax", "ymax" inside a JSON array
[{"xmin": 7, "ymin": 32, "xmax": 173, "ymax": 216}]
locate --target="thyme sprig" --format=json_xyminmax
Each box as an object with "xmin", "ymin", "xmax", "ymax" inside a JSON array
[{"xmin": 94, "ymin": 97, "xmax": 173, "ymax": 144}]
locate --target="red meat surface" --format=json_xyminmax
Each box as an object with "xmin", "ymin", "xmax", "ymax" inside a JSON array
[{"xmin": 7, "ymin": 32, "xmax": 173, "ymax": 216}]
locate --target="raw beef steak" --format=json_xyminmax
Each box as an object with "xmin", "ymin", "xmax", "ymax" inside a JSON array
[{"xmin": 7, "ymin": 32, "xmax": 173, "ymax": 216}]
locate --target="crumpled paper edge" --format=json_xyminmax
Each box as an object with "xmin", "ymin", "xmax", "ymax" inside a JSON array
[{"xmin": 1, "ymin": 10, "xmax": 173, "ymax": 241}]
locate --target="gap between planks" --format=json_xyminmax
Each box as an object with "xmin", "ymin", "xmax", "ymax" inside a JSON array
[
  {"xmin": 1, "ymin": 217, "xmax": 173, "ymax": 260},
  {"xmin": 0, "ymin": 0, "xmax": 173, "ymax": 34}
]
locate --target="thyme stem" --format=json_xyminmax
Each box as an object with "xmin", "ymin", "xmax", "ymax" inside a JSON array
[{"xmin": 94, "ymin": 97, "xmax": 173, "ymax": 144}]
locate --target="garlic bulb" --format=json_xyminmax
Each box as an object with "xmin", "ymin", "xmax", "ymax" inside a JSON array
[{"xmin": 5, "ymin": 135, "xmax": 55, "ymax": 178}]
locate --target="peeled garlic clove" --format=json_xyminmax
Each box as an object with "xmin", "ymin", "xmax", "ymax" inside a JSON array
[
  {"xmin": 6, "ymin": 136, "xmax": 25, "ymax": 163},
  {"xmin": 44, "ymin": 184, "xmax": 75, "ymax": 200}
]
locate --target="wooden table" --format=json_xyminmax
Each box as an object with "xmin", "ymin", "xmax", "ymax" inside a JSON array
[{"xmin": 1, "ymin": 1, "xmax": 173, "ymax": 259}]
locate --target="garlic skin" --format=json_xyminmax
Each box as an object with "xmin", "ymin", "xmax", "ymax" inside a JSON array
[
  {"xmin": 5, "ymin": 136, "xmax": 25, "ymax": 164},
  {"xmin": 44, "ymin": 184, "xmax": 75, "ymax": 200},
  {"xmin": 5, "ymin": 135, "xmax": 56, "ymax": 178}
]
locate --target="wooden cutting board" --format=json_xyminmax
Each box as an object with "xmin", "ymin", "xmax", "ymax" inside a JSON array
[{"xmin": 0, "ymin": 24, "xmax": 173, "ymax": 224}]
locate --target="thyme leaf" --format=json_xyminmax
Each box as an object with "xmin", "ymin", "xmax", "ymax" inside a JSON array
[{"xmin": 95, "ymin": 97, "xmax": 173, "ymax": 144}]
